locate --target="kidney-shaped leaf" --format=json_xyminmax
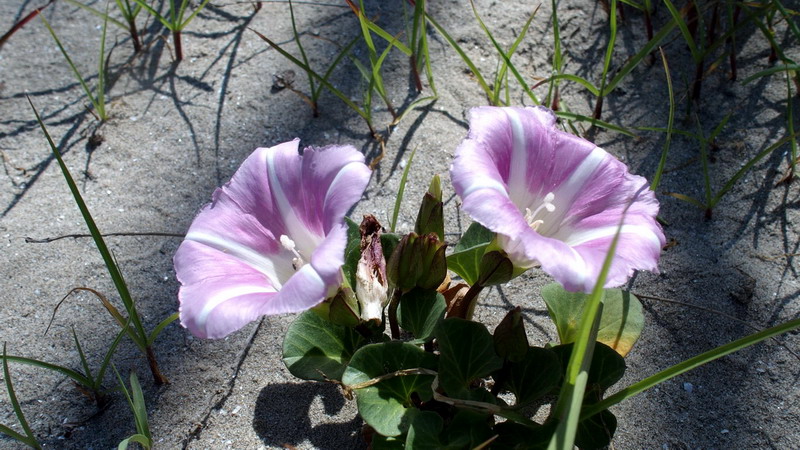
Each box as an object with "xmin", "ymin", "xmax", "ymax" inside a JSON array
[
  {"xmin": 541, "ymin": 283, "xmax": 644, "ymax": 356},
  {"xmin": 282, "ymin": 310, "xmax": 366, "ymax": 381},
  {"xmin": 342, "ymin": 342, "xmax": 437, "ymax": 437},
  {"xmin": 446, "ymin": 222, "xmax": 494, "ymax": 285},
  {"xmin": 436, "ymin": 318, "xmax": 503, "ymax": 398}
]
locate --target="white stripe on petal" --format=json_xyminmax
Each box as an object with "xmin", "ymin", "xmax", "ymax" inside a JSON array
[
  {"xmin": 196, "ymin": 284, "xmax": 276, "ymax": 333},
  {"xmin": 460, "ymin": 177, "xmax": 509, "ymax": 199},
  {"xmin": 505, "ymin": 108, "xmax": 530, "ymax": 206},
  {"xmin": 563, "ymin": 224, "xmax": 663, "ymax": 248},
  {"xmin": 266, "ymin": 150, "xmax": 321, "ymax": 258},
  {"xmin": 186, "ymin": 231, "xmax": 289, "ymax": 289}
]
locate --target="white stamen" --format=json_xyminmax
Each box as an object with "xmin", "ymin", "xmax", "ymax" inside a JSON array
[
  {"xmin": 280, "ymin": 235, "xmax": 305, "ymax": 270},
  {"xmin": 524, "ymin": 192, "xmax": 556, "ymax": 232}
]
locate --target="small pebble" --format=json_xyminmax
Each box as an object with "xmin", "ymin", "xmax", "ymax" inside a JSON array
[{"xmin": 683, "ymin": 382, "xmax": 694, "ymax": 393}]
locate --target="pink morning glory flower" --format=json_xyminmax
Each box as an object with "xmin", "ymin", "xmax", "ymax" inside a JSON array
[
  {"xmin": 450, "ymin": 106, "xmax": 665, "ymax": 293},
  {"xmin": 174, "ymin": 139, "xmax": 371, "ymax": 338}
]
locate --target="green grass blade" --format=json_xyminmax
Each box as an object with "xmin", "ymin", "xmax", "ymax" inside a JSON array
[
  {"xmin": 253, "ymin": 30, "xmax": 368, "ymax": 121},
  {"xmin": 40, "ymin": 15, "xmax": 103, "ymax": 119},
  {"xmin": 71, "ymin": 328, "xmax": 95, "ymax": 385},
  {"xmin": 548, "ymin": 223, "xmax": 627, "ymax": 449},
  {"xmin": 96, "ymin": 1, "xmax": 109, "ymax": 121},
  {"xmin": 390, "ymin": 147, "xmax": 417, "ymax": 232},
  {"xmin": 417, "ymin": 1, "xmax": 437, "ymax": 96},
  {"xmin": 786, "ymin": 71, "xmax": 798, "ymax": 178},
  {"xmin": 710, "ymin": 134, "xmax": 793, "ymax": 208},
  {"xmin": 146, "ymin": 312, "xmax": 178, "ymax": 346},
  {"xmin": 390, "ymin": 95, "xmax": 437, "ymax": 126},
  {"xmin": 29, "ymin": 98, "xmax": 148, "ymax": 349},
  {"xmin": 97, "ymin": 319, "xmax": 133, "ymax": 388},
  {"xmin": 741, "ymin": 64, "xmax": 800, "ymax": 84},
  {"xmin": 424, "ymin": 12, "xmax": 493, "ymax": 100},
  {"xmin": 177, "ymin": 0, "xmax": 211, "ymax": 30},
  {"xmin": 118, "ymin": 434, "xmax": 152, "ymax": 450},
  {"xmin": 604, "ymin": 16, "xmax": 678, "ymax": 95},
  {"xmin": 470, "ymin": 0, "xmax": 540, "ymax": 105},
  {"xmin": 662, "ymin": 0, "xmax": 700, "ymax": 62},
  {"xmin": 548, "ymin": 0, "xmax": 563, "ymax": 106},
  {"xmin": 601, "ymin": 0, "xmax": 618, "ymax": 79},
  {"xmin": 64, "ymin": 0, "xmax": 127, "ymax": 29},
  {"xmin": 773, "ymin": 0, "xmax": 800, "ymax": 41},
  {"xmin": 554, "ymin": 111, "xmax": 635, "ymax": 137},
  {"xmin": 129, "ymin": 373, "xmax": 150, "ymax": 438},
  {"xmin": 664, "ymin": 192, "xmax": 706, "ymax": 209},
  {"xmin": 2, "ymin": 345, "xmax": 39, "ymax": 448},
  {"xmin": 1, "ymin": 354, "xmax": 94, "ymax": 387},
  {"xmin": 288, "ymin": 0, "xmax": 315, "ymax": 100},
  {"xmin": 544, "ymin": 74, "xmax": 600, "ymax": 96},
  {"xmin": 131, "ymin": 0, "xmax": 174, "ymax": 30},
  {"xmin": 0, "ymin": 423, "xmax": 34, "ymax": 447},
  {"xmin": 581, "ymin": 316, "xmax": 800, "ymax": 421},
  {"xmin": 651, "ymin": 48, "xmax": 675, "ymax": 191},
  {"xmin": 349, "ymin": 2, "xmax": 412, "ymax": 56},
  {"xmin": 316, "ymin": 35, "xmax": 361, "ymax": 100}
]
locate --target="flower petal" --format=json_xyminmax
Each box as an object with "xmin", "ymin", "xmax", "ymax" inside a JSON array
[
  {"xmin": 451, "ymin": 106, "xmax": 664, "ymax": 293},
  {"xmin": 175, "ymin": 141, "xmax": 371, "ymax": 338}
]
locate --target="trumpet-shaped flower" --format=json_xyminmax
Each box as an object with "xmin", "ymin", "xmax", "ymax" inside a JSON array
[
  {"xmin": 175, "ymin": 139, "xmax": 371, "ymax": 338},
  {"xmin": 450, "ymin": 106, "xmax": 665, "ymax": 293}
]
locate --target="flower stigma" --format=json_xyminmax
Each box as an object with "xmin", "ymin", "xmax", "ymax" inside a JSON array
[
  {"xmin": 523, "ymin": 192, "xmax": 556, "ymax": 232},
  {"xmin": 280, "ymin": 234, "xmax": 306, "ymax": 270}
]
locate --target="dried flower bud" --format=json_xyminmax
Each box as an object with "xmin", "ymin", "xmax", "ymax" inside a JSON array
[{"xmin": 355, "ymin": 215, "xmax": 389, "ymax": 324}]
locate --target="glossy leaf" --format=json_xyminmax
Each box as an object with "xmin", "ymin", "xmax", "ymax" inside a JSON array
[
  {"xmin": 446, "ymin": 222, "xmax": 494, "ymax": 285},
  {"xmin": 503, "ymin": 347, "xmax": 562, "ymax": 407},
  {"xmin": 445, "ymin": 409, "xmax": 494, "ymax": 449},
  {"xmin": 493, "ymin": 307, "xmax": 529, "ymax": 362},
  {"xmin": 405, "ymin": 409, "xmax": 443, "ymax": 449},
  {"xmin": 551, "ymin": 342, "xmax": 626, "ymax": 391},
  {"xmin": 397, "ymin": 288, "xmax": 446, "ymax": 342},
  {"xmin": 436, "ymin": 318, "xmax": 503, "ymax": 397},
  {"xmin": 342, "ymin": 342, "xmax": 437, "ymax": 437},
  {"xmin": 575, "ymin": 409, "xmax": 617, "ymax": 449},
  {"xmin": 541, "ymin": 283, "xmax": 644, "ymax": 356},
  {"xmin": 282, "ymin": 310, "xmax": 366, "ymax": 381}
]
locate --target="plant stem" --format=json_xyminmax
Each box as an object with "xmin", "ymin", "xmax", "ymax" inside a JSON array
[
  {"xmin": 387, "ymin": 290, "xmax": 401, "ymax": 339},
  {"xmin": 173, "ymin": 29, "xmax": 183, "ymax": 61},
  {"xmin": 146, "ymin": 346, "xmax": 169, "ymax": 385},
  {"xmin": 446, "ymin": 282, "xmax": 484, "ymax": 320},
  {"xmin": 128, "ymin": 18, "xmax": 142, "ymax": 53}
]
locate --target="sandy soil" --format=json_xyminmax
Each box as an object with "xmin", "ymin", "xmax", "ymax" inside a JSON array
[{"xmin": 0, "ymin": 0, "xmax": 798, "ymax": 448}]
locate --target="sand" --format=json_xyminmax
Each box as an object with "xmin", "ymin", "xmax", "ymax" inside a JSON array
[{"xmin": 0, "ymin": 0, "xmax": 798, "ymax": 448}]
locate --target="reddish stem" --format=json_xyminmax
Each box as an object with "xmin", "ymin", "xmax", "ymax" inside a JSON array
[
  {"xmin": 146, "ymin": 346, "xmax": 169, "ymax": 385},
  {"xmin": 173, "ymin": 29, "xmax": 183, "ymax": 61}
]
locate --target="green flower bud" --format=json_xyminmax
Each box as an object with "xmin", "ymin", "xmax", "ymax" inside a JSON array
[
  {"xmin": 415, "ymin": 175, "xmax": 445, "ymax": 241},
  {"xmin": 387, "ymin": 232, "xmax": 447, "ymax": 292}
]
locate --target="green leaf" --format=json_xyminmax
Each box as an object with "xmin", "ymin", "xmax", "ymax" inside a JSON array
[
  {"xmin": 503, "ymin": 347, "xmax": 562, "ymax": 407},
  {"xmin": 446, "ymin": 222, "xmax": 494, "ymax": 285},
  {"xmin": 575, "ymin": 409, "xmax": 617, "ymax": 450},
  {"xmin": 405, "ymin": 409, "xmax": 443, "ymax": 449},
  {"xmin": 493, "ymin": 307, "xmax": 529, "ymax": 362},
  {"xmin": 436, "ymin": 318, "xmax": 503, "ymax": 397},
  {"xmin": 342, "ymin": 217, "xmax": 362, "ymax": 289},
  {"xmin": 397, "ymin": 288, "xmax": 446, "ymax": 342},
  {"xmin": 541, "ymin": 284, "xmax": 644, "ymax": 356},
  {"xmin": 444, "ymin": 409, "xmax": 494, "ymax": 449},
  {"xmin": 493, "ymin": 421, "xmax": 555, "ymax": 449},
  {"xmin": 342, "ymin": 342, "xmax": 437, "ymax": 437},
  {"xmin": 551, "ymin": 342, "xmax": 626, "ymax": 392},
  {"xmin": 282, "ymin": 311, "xmax": 366, "ymax": 381}
]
